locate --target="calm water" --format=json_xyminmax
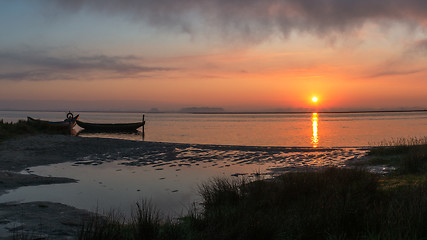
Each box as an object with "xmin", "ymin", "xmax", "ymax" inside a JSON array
[
  {"xmin": 1, "ymin": 147, "xmax": 366, "ymax": 218},
  {"xmin": 1, "ymin": 110, "xmax": 427, "ymax": 147},
  {"xmin": 0, "ymin": 110, "xmax": 426, "ymax": 218}
]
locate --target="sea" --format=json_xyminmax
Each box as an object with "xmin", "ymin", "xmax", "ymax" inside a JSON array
[
  {"xmin": 1, "ymin": 110, "xmax": 427, "ymax": 147},
  {"xmin": 0, "ymin": 110, "xmax": 426, "ymax": 218}
]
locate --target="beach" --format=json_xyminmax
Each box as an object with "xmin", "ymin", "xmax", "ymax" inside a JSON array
[{"xmin": 0, "ymin": 134, "xmax": 370, "ymax": 239}]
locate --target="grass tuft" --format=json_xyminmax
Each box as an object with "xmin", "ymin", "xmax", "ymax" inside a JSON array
[
  {"xmin": 368, "ymin": 137, "xmax": 427, "ymax": 174},
  {"xmin": 0, "ymin": 119, "xmax": 70, "ymax": 141},
  {"xmin": 131, "ymin": 200, "xmax": 161, "ymax": 239},
  {"xmin": 78, "ymin": 201, "xmax": 187, "ymax": 240},
  {"xmin": 369, "ymin": 137, "xmax": 427, "ymax": 156}
]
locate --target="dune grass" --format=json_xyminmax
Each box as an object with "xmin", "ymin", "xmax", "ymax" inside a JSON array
[
  {"xmin": 0, "ymin": 119, "xmax": 69, "ymax": 141},
  {"xmin": 77, "ymin": 137, "xmax": 427, "ymax": 239}
]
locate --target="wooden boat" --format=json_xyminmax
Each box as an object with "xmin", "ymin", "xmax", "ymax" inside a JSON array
[
  {"xmin": 76, "ymin": 117, "xmax": 145, "ymax": 132},
  {"xmin": 27, "ymin": 113, "xmax": 79, "ymax": 130}
]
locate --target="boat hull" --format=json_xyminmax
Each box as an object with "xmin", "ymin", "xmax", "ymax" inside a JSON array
[
  {"xmin": 27, "ymin": 115, "xmax": 79, "ymax": 130},
  {"xmin": 76, "ymin": 120, "xmax": 144, "ymax": 132}
]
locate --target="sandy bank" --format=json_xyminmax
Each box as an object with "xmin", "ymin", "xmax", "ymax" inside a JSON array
[
  {"xmin": 0, "ymin": 201, "xmax": 92, "ymax": 240},
  {"xmin": 0, "ymin": 171, "xmax": 75, "ymax": 196}
]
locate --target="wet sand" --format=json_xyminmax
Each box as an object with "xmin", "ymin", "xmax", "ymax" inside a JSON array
[{"xmin": 0, "ymin": 134, "xmax": 371, "ymax": 238}]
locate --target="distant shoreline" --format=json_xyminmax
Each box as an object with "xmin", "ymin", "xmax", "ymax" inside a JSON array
[
  {"xmin": 0, "ymin": 109, "xmax": 426, "ymax": 114},
  {"xmin": 186, "ymin": 109, "xmax": 427, "ymax": 114}
]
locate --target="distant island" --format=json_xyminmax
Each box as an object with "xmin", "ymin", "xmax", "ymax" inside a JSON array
[{"xmin": 179, "ymin": 107, "xmax": 225, "ymax": 113}]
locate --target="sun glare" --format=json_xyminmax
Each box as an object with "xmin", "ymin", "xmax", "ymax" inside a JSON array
[
  {"xmin": 311, "ymin": 113, "xmax": 319, "ymax": 148},
  {"xmin": 312, "ymin": 96, "xmax": 318, "ymax": 103}
]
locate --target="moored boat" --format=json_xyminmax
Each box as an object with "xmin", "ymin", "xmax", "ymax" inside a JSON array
[
  {"xmin": 76, "ymin": 117, "xmax": 145, "ymax": 132},
  {"xmin": 27, "ymin": 112, "xmax": 79, "ymax": 130}
]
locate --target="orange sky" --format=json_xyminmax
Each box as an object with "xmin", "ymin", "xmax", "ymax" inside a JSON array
[{"xmin": 0, "ymin": 1, "xmax": 426, "ymax": 112}]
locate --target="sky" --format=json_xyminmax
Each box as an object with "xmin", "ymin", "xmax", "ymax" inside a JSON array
[{"xmin": 0, "ymin": 0, "xmax": 427, "ymax": 112}]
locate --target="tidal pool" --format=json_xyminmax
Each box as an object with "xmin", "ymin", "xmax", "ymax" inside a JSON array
[{"xmin": 0, "ymin": 146, "xmax": 367, "ymax": 218}]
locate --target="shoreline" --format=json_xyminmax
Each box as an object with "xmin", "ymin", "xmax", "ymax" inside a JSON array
[
  {"xmin": 0, "ymin": 134, "xmax": 370, "ymax": 172},
  {"xmin": 0, "ymin": 134, "xmax": 372, "ymax": 198},
  {"xmin": 0, "ymin": 134, "xmax": 372, "ymax": 238}
]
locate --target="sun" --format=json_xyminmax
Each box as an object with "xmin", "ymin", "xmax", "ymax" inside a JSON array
[{"xmin": 312, "ymin": 96, "xmax": 318, "ymax": 103}]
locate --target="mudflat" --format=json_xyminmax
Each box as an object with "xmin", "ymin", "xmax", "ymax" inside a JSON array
[{"xmin": 0, "ymin": 134, "xmax": 370, "ymax": 239}]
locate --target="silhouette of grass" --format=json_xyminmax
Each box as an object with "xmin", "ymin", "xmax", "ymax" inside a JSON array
[
  {"xmin": 369, "ymin": 137, "xmax": 427, "ymax": 174},
  {"xmin": 78, "ymin": 200, "xmax": 188, "ymax": 240},
  {"xmin": 193, "ymin": 168, "xmax": 380, "ymax": 239},
  {"xmin": 0, "ymin": 119, "xmax": 69, "ymax": 141},
  {"xmin": 77, "ymin": 168, "xmax": 427, "ymax": 239},
  {"xmin": 73, "ymin": 136, "xmax": 427, "ymax": 239},
  {"xmin": 369, "ymin": 137, "xmax": 427, "ymax": 156}
]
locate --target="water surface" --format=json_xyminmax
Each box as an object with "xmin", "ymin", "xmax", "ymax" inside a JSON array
[
  {"xmin": 1, "ymin": 111, "xmax": 426, "ymax": 147},
  {"xmin": 0, "ymin": 110, "xmax": 425, "ymax": 217},
  {"xmin": 0, "ymin": 146, "xmax": 366, "ymax": 217}
]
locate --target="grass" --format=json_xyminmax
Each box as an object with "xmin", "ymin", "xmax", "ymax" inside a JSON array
[
  {"xmin": 78, "ymin": 200, "xmax": 190, "ymax": 240},
  {"xmin": 76, "ymin": 136, "xmax": 427, "ymax": 239},
  {"xmin": 368, "ymin": 137, "xmax": 427, "ymax": 174},
  {"xmin": 194, "ymin": 168, "xmax": 380, "ymax": 239},
  {"xmin": 369, "ymin": 136, "xmax": 427, "ymax": 156},
  {"xmin": 0, "ymin": 119, "xmax": 69, "ymax": 141}
]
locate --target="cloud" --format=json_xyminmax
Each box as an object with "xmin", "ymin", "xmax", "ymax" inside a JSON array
[
  {"xmin": 0, "ymin": 51, "xmax": 173, "ymax": 81},
  {"xmin": 367, "ymin": 68, "xmax": 425, "ymax": 79},
  {"xmin": 363, "ymin": 38, "xmax": 427, "ymax": 79},
  {"xmin": 43, "ymin": 0, "xmax": 427, "ymax": 42},
  {"xmin": 0, "ymin": 71, "xmax": 55, "ymax": 81},
  {"xmin": 408, "ymin": 38, "xmax": 427, "ymax": 55}
]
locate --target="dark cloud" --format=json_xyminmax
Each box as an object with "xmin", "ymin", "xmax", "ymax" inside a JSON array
[
  {"xmin": 367, "ymin": 68, "xmax": 425, "ymax": 79},
  {"xmin": 0, "ymin": 51, "xmax": 173, "ymax": 81},
  {"xmin": 43, "ymin": 0, "xmax": 427, "ymax": 41},
  {"xmin": 0, "ymin": 71, "xmax": 54, "ymax": 81}
]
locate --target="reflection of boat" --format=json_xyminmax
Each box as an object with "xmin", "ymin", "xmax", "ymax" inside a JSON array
[
  {"xmin": 76, "ymin": 118, "xmax": 145, "ymax": 132},
  {"xmin": 27, "ymin": 113, "xmax": 79, "ymax": 130}
]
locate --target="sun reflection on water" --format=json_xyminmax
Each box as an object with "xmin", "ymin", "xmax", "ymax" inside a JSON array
[{"xmin": 311, "ymin": 113, "xmax": 319, "ymax": 147}]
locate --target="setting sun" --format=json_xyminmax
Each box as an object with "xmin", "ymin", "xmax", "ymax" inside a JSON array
[{"xmin": 312, "ymin": 97, "xmax": 318, "ymax": 103}]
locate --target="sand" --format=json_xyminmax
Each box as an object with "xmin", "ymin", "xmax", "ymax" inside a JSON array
[
  {"xmin": 0, "ymin": 201, "xmax": 92, "ymax": 240},
  {"xmin": 0, "ymin": 134, "xmax": 371, "ymax": 239}
]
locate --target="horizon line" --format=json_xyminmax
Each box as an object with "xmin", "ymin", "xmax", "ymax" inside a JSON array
[{"xmin": 1, "ymin": 109, "xmax": 426, "ymax": 115}]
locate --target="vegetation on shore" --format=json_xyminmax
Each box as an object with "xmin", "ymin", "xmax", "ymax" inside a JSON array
[
  {"xmin": 78, "ymin": 137, "xmax": 427, "ymax": 240},
  {"xmin": 0, "ymin": 119, "xmax": 69, "ymax": 141}
]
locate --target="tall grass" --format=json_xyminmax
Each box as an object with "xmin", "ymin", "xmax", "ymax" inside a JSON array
[
  {"xmin": 77, "ymin": 136, "xmax": 427, "ymax": 239},
  {"xmin": 194, "ymin": 168, "xmax": 380, "ymax": 240},
  {"xmin": 79, "ymin": 167, "xmax": 427, "ymax": 239},
  {"xmin": 369, "ymin": 137, "xmax": 427, "ymax": 174},
  {"xmin": 78, "ymin": 200, "xmax": 187, "ymax": 240},
  {"xmin": 0, "ymin": 119, "xmax": 69, "ymax": 141},
  {"xmin": 78, "ymin": 211, "xmax": 128, "ymax": 240},
  {"xmin": 131, "ymin": 200, "xmax": 162, "ymax": 240},
  {"xmin": 375, "ymin": 137, "xmax": 427, "ymax": 147},
  {"xmin": 78, "ymin": 166, "xmax": 427, "ymax": 239},
  {"xmin": 369, "ymin": 136, "xmax": 427, "ymax": 155}
]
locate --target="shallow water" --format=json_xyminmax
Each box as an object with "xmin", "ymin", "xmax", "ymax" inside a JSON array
[
  {"xmin": 1, "ymin": 111, "xmax": 426, "ymax": 147},
  {"xmin": 0, "ymin": 146, "xmax": 367, "ymax": 217},
  {"xmin": 0, "ymin": 110, "xmax": 425, "ymax": 217}
]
